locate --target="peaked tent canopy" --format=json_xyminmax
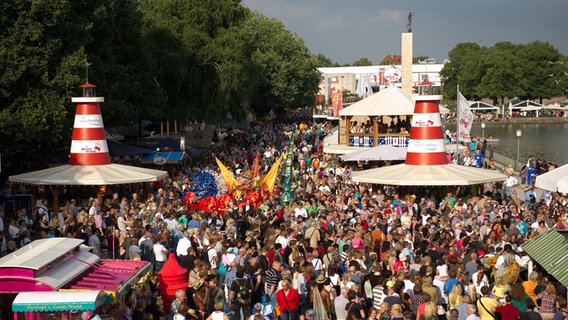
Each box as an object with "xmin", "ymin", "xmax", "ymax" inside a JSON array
[
  {"xmin": 339, "ymin": 86, "xmax": 449, "ymax": 117},
  {"xmin": 469, "ymin": 101, "xmax": 498, "ymax": 111},
  {"xmin": 510, "ymin": 100, "xmax": 543, "ymax": 110}
]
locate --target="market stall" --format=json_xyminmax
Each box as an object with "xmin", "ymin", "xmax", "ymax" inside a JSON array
[
  {"xmin": 12, "ymin": 290, "xmax": 105, "ymax": 320},
  {"xmin": 0, "ymin": 238, "xmax": 151, "ymax": 318}
]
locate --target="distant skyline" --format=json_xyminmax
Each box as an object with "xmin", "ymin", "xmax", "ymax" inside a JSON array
[{"xmin": 243, "ymin": 0, "xmax": 568, "ymax": 65}]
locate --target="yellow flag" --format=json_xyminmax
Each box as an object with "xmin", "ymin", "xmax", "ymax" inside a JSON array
[
  {"xmin": 261, "ymin": 154, "xmax": 283, "ymax": 193},
  {"xmin": 215, "ymin": 156, "xmax": 239, "ymax": 191}
]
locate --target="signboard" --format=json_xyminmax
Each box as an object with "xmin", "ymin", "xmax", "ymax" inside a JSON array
[
  {"xmin": 153, "ymin": 156, "xmax": 167, "ymax": 165},
  {"xmin": 384, "ymin": 67, "xmax": 402, "ymax": 82}
]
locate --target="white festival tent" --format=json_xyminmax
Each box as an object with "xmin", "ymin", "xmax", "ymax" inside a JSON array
[
  {"xmin": 350, "ymin": 95, "xmax": 507, "ymax": 186},
  {"xmin": 535, "ymin": 163, "xmax": 568, "ymax": 193},
  {"xmin": 339, "ymin": 85, "xmax": 450, "ymax": 117},
  {"xmin": 469, "ymin": 101, "xmax": 498, "ymax": 111}
]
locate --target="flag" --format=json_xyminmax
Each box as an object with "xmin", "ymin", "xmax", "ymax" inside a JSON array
[
  {"xmin": 214, "ymin": 156, "xmax": 239, "ymax": 191},
  {"xmin": 260, "ymin": 154, "xmax": 283, "ymax": 193},
  {"xmin": 457, "ymin": 91, "xmax": 474, "ymax": 142}
]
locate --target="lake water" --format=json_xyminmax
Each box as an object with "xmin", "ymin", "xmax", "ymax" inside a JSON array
[{"xmin": 445, "ymin": 122, "xmax": 568, "ymax": 165}]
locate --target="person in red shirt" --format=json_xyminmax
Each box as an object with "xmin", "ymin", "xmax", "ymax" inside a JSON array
[
  {"xmin": 276, "ymin": 280, "xmax": 301, "ymax": 320},
  {"xmin": 495, "ymin": 295, "xmax": 520, "ymax": 320}
]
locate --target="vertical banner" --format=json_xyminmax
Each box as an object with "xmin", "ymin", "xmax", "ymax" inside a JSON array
[{"xmin": 331, "ymin": 91, "xmax": 343, "ymax": 118}]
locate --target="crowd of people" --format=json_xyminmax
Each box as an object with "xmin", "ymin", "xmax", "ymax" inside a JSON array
[{"xmin": 1, "ymin": 109, "xmax": 568, "ymax": 320}]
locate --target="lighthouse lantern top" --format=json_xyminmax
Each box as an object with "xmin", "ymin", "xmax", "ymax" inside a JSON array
[{"xmin": 79, "ymin": 83, "xmax": 96, "ymax": 97}]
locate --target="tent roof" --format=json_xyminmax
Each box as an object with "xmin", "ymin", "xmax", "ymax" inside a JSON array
[
  {"xmin": 339, "ymin": 86, "xmax": 414, "ymax": 117},
  {"xmin": 351, "ymin": 163, "xmax": 507, "ymax": 186},
  {"xmin": 522, "ymin": 229, "xmax": 568, "ymax": 288},
  {"xmin": 12, "ymin": 290, "xmax": 105, "ymax": 312},
  {"xmin": 9, "ymin": 163, "xmax": 168, "ymax": 185},
  {"xmin": 339, "ymin": 86, "xmax": 449, "ymax": 117},
  {"xmin": 0, "ymin": 238, "xmax": 100, "ymax": 292},
  {"xmin": 0, "ymin": 238, "xmax": 84, "ymax": 270},
  {"xmin": 535, "ymin": 163, "xmax": 568, "ymax": 193},
  {"xmin": 510, "ymin": 100, "xmax": 543, "ymax": 109},
  {"xmin": 469, "ymin": 101, "xmax": 498, "ymax": 110}
]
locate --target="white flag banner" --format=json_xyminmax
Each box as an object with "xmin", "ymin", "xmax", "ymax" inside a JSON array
[{"xmin": 457, "ymin": 91, "xmax": 474, "ymax": 142}]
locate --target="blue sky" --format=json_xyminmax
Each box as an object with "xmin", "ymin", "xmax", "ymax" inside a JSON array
[{"xmin": 243, "ymin": 0, "xmax": 568, "ymax": 65}]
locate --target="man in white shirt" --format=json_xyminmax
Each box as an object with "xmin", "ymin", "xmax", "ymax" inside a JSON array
[
  {"xmin": 504, "ymin": 173, "xmax": 518, "ymax": 199},
  {"xmin": 153, "ymin": 239, "xmax": 168, "ymax": 272},
  {"xmin": 176, "ymin": 231, "xmax": 191, "ymax": 257},
  {"xmin": 293, "ymin": 203, "xmax": 308, "ymax": 220}
]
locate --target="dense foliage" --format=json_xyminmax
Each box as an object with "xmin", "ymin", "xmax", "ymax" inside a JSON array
[
  {"xmin": 440, "ymin": 41, "xmax": 567, "ymax": 104},
  {"xmin": 0, "ymin": 0, "xmax": 321, "ymax": 148}
]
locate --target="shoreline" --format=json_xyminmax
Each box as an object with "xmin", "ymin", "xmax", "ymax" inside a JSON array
[{"xmin": 447, "ymin": 117, "xmax": 568, "ymax": 125}]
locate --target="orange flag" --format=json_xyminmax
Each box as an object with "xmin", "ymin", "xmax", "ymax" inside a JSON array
[
  {"xmin": 260, "ymin": 154, "xmax": 283, "ymax": 193},
  {"xmin": 215, "ymin": 156, "xmax": 239, "ymax": 191}
]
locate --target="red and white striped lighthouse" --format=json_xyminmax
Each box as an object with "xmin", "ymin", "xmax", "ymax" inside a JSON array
[
  {"xmin": 69, "ymin": 83, "xmax": 111, "ymax": 166},
  {"xmin": 405, "ymin": 95, "xmax": 447, "ymax": 166}
]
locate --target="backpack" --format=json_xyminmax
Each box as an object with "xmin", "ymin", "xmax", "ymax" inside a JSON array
[
  {"xmin": 200, "ymin": 247, "xmax": 215, "ymax": 264},
  {"xmin": 234, "ymin": 279, "xmax": 251, "ymax": 305}
]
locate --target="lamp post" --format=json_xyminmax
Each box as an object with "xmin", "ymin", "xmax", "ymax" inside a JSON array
[
  {"xmin": 481, "ymin": 122, "xmax": 486, "ymax": 138},
  {"xmin": 516, "ymin": 129, "xmax": 522, "ymax": 170}
]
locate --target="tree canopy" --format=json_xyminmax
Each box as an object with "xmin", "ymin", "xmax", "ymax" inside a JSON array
[
  {"xmin": 0, "ymin": 0, "xmax": 321, "ymax": 148},
  {"xmin": 440, "ymin": 41, "xmax": 566, "ymax": 104}
]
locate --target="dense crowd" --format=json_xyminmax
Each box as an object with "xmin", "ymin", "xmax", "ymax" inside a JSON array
[{"xmin": 1, "ymin": 109, "xmax": 568, "ymax": 320}]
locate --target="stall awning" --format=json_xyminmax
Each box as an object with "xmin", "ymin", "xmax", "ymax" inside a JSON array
[
  {"xmin": 12, "ymin": 290, "xmax": 105, "ymax": 312},
  {"xmin": 521, "ymin": 229, "xmax": 568, "ymax": 288},
  {"xmin": 139, "ymin": 151, "xmax": 188, "ymax": 164}
]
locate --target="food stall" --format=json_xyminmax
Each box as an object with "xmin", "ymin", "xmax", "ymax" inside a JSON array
[{"xmin": 0, "ymin": 238, "xmax": 151, "ymax": 318}]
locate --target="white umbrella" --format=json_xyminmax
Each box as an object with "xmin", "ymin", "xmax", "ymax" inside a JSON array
[
  {"xmin": 351, "ymin": 163, "xmax": 506, "ymax": 186},
  {"xmin": 535, "ymin": 164, "xmax": 568, "ymax": 193},
  {"xmin": 10, "ymin": 164, "xmax": 168, "ymax": 185}
]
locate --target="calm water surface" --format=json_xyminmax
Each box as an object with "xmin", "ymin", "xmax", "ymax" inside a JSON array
[{"xmin": 445, "ymin": 123, "xmax": 568, "ymax": 165}]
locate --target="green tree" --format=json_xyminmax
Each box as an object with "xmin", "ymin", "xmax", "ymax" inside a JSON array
[
  {"xmin": 440, "ymin": 42, "xmax": 484, "ymax": 100},
  {"xmin": 518, "ymin": 41, "xmax": 564, "ymax": 102},
  {"xmin": 242, "ymin": 12, "xmax": 320, "ymax": 116},
  {"xmin": 0, "ymin": 0, "xmax": 85, "ymax": 147},
  {"xmin": 313, "ymin": 53, "xmax": 339, "ymax": 67},
  {"xmin": 476, "ymin": 44, "xmax": 524, "ymax": 104},
  {"xmin": 353, "ymin": 57, "xmax": 373, "ymax": 66}
]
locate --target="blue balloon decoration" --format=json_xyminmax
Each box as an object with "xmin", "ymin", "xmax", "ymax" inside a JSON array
[{"xmin": 188, "ymin": 169, "xmax": 219, "ymax": 198}]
